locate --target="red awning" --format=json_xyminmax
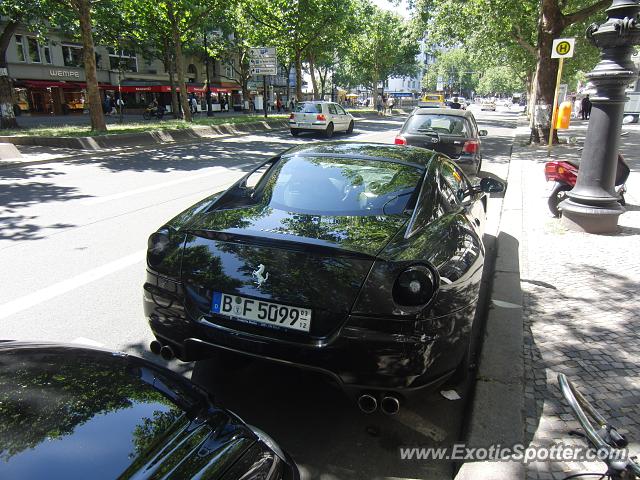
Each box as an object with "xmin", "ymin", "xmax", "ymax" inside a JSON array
[
  {"xmin": 116, "ymin": 84, "xmax": 233, "ymax": 94},
  {"xmin": 118, "ymin": 85, "xmax": 171, "ymax": 93},
  {"xmin": 21, "ymin": 80, "xmax": 113, "ymax": 90},
  {"xmin": 23, "ymin": 80, "xmax": 70, "ymax": 88}
]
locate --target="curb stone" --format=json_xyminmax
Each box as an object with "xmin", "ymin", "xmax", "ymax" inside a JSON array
[
  {"xmin": 0, "ymin": 111, "xmax": 404, "ymax": 170},
  {"xmin": 455, "ymin": 119, "xmax": 526, "ymax": 480},
  {"xmin": 0, "ymin": 110, "xmax": 390, "ymax": 152}
]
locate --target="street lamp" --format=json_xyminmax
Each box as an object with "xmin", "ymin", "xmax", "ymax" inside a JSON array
[{"xmin": 560, "ymin": 0, "xmax": 640, "ymax": 233}]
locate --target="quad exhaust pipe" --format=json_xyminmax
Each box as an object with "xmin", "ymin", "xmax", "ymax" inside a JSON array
[
  {"xmin": 150, "ymin": 340, "xmax": 175, "ymax": 361},
  {"xmin": 380, "ymin": 395, "xmax": 400, "ymax": 415},
  {"xmin": 357, "ymin": 392, "xmax": 401, "ymax": 414},
  {"xmin": 357, "ymin": 393, "xmax": 378, "ymax": 414}
]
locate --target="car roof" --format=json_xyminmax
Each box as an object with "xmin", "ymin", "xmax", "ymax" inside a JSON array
[
  {"xmin": 412, "ymin": 107, "xmax": 473, "ymax": 118},
  {"xmin": 282, "ymin": 142, "xmax": 439, "ymax": 168}
]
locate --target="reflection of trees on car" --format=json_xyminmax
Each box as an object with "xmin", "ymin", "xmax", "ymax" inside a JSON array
[{"xmin": 0, "ymin": 353, "xmax": 179, "ymax": 461}]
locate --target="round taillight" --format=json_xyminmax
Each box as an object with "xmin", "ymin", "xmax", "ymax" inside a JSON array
[
  {"xmin": 147, "ymin": 229, "xmax": 170, "ymax": 266},
  {"xmin": 392, "ymin": 265, "xmax": 436, "ymax": 306}
]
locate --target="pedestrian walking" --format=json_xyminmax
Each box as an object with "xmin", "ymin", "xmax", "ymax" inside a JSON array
[
  {"xmin": 581, "ymin": 94, "xmax": 592, "ymax": 120},
  {"xmin": 116, "ymin": 96, "xmax": 125, "ymax": 115},
  {"xmin": 103, "ymin": 95, "xmax": 111, "ymax": 115},
  {"xmin": 376, "ymin": 96, "xmax": 383, "ymax": 116},
  {"xmin": 276, "ymin": 97, "xmax": 282, "ymax": 113},
  {"xmin": 386, "ymin": 96, "xmax": 395, "ymax": 116},
  {"xmin": 290, "ymin": 99, "xmax": 296, "ymax": 111},
  {"xmin": 572, "ymin": 96, "xmax": 581, "ymax": 119}
]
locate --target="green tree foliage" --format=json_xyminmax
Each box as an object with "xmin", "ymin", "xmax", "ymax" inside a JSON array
[
  {"xmin": 335, "ymin": 2, "xmax": 419, "ymax": 105},
  {"xmin": 420, "ymin": 48, "xmax": 479, "ymax": 96},
  {"xmin": 476, "ymin": 66, "xmax": 526, "ymax": 96},
  {"xmin": 416, "ymin": 0, "xmax": 610, "ymax": 140},
  {"xmin": 242, "ymin": 0, "xmax": 356, "ymax": 100}
]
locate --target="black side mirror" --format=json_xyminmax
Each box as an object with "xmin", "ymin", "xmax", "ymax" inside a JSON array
[{"xmin": 479, "ymin": 177, "xmax": 505, "ymax": 193}]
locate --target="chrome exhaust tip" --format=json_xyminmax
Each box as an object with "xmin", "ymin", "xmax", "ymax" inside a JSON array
[
  {"xmin": 381, "ymin": 395, "xmax": 400, "ymax": 415},
  {"xmin": 160, "ymin": 345, "xmax": 175, "ymax": 361},
  {"xmin": 357, "ymin": 393, "xmax": 378, "ymax": 414},
  {"xmin": 150, "ymin": 340, "xmax": 162, "ymax": 355}
]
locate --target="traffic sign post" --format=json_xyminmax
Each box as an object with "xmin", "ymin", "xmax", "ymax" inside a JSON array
[
  {"xmin": 548, "ymin": 38, "xmax": 575, "ymax": 157},
  {"xmin": 249, "ymin": 47, "xmax": 277, "ymax": 118}
]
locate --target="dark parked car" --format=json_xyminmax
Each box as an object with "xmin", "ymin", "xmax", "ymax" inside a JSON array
[
  {"xmin": 143, "ymin": 143, "xmax": 503, "ymax": 413},
  {"xmin": 0, "ymin": 341, "xmax": 299, "ymax": 480},
  {"xmin": 395, "ymin": 108, "xmax": 487, "ymax": 175}
]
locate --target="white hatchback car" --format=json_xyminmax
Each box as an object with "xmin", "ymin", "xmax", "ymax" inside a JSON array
[{"xmin": 289, "ymin": 101, "xmax": 355, "ymax": 137}]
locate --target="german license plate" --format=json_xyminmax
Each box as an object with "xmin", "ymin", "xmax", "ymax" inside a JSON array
[{"xmin": 211, "ymin": 292, "xmax": 311, "ymax": 332}]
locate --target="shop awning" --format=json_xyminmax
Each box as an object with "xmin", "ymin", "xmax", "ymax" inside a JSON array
[
  {"xmin": 22, "ymin": 80, "xmax": 72, "ymax": 88},
  {"xmin": 20, "ymin": 80, "xmax": 112, "ymax": 90},
  {"xmin": 117, "ymin": 84, "xmax": 232, "ymax": 93}
]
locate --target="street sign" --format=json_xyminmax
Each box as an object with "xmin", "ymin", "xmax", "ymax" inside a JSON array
[
  {"xmin": 249, "ymin": 58, "xmax": 276, "ymax": 67},
  {"xmin": 250, "ymin": 67, "xmax": 277, "ymax": 75},
  {"xmin": 436, "ymin": 76, "xmax": 443, "ymax": 91},
  {"xmin": 551, "ymin": 38, "xmax": 575, "ymax": 59},
  {"xmin": 249, "ymin": 47, "xmax": 276, "ymax": 59}
]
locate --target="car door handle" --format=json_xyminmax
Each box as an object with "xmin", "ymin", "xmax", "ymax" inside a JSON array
[{"xmin": 474, "ymin": 218, "xmax": 481, "ymax": 227}]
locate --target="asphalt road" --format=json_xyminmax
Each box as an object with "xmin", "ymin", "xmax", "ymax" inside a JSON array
[{"xmin": 0, "ymin": 110, "xmax": 518, "ymax": 479}]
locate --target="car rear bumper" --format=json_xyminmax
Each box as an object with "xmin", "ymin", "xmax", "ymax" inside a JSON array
[
  {"xmin": 144, "ymin": 279, "xmax": 474, "ymax": 393},
  {"xmin": 289, "ymin": 121, "xmax": 327, "ymax": 131}
]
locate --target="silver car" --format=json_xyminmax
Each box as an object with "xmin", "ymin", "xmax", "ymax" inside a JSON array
[{"xmin": 289, "ymin": 101, "xmax": 355, "ymax": 137}]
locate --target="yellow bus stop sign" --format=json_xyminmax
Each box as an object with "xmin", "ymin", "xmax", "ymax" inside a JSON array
[{"xmin": 552, "ymin": 38, "xmax": 575, "ymax": 58}]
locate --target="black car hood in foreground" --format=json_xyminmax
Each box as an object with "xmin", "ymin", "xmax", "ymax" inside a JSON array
[{"xmin": 0, "ymin": 342, "xmax": 295, "ymax": 480}]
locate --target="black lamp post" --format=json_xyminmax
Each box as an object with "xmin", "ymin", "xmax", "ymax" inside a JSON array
[{"xmin": 560, "ymin": 0, "xmax": 640, "ymax": 233}]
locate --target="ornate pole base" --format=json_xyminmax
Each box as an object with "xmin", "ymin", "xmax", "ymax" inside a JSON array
[{"xmin": 561, "ymin": 199, "xmax": 623, "ymax": 233}]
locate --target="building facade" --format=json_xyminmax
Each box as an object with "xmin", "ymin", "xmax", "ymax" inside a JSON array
[{"xmin": 4, "ymin": 23, "xmax": 247, "ymax": 115}]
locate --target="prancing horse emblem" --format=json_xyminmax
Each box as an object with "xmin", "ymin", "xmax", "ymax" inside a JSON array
[{"xmin": 252, "ymin": 264, "xmax": 269, "ymax": 287}]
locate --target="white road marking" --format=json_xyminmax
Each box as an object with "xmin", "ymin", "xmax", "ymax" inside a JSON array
[
  {"xmin": 0, "ymin": 250, "xmax": 145, "ymax": 320},
  {"xmin": 81, "ymin": 166, "xmax": 250, "ymax": 206}
]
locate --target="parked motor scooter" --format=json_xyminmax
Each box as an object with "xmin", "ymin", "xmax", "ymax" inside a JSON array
[
  {"xmin": 544, "ymin": 153, "xmax": 630, "ymax": 217},
  {"xmin": 143, "ymin": 105, "xmax": 165, "ymax": 120}
]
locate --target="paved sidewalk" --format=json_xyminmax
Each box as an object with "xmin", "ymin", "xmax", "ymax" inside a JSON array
[{"xmin": 510, "ymin": 121, "xmax": 640, "ymax": 479}]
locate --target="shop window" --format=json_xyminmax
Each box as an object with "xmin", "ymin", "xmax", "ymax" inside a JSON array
[
  {"xmin": 15, "ymin": 35, "xmax": 26, "ymax": 62},
  {"xmin": 63, "ymin": 45, "xmax": 83, "ymax": 67},
  {"xmin": 107, "ymin": 48, "xmax": 138, "ymax": 72},
  {"xmin": 28, "ymin": 37, "xmax": 41, "ymax": 63}
]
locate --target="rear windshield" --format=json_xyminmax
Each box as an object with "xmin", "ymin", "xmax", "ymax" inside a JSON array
[
  {"xmin": 259, "ymin": 156, "xmax": 422, "ymax": 216},
  {"xmin": 405, "ymin": 114, "xmax": 469, "ymax": 136},
  {"xmin": 295, "ymin": 103, "xmax": 323, "ymax": 113}
]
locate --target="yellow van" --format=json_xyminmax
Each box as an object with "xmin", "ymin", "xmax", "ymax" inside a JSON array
[{"xmin": 418, "ymin": 93, "xmax": 445, "ymax": 108}]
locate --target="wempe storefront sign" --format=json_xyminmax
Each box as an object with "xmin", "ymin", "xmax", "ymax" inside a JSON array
[{"xmin": 49, "ymin": 69, "xmax": 80, "ymax": 78}]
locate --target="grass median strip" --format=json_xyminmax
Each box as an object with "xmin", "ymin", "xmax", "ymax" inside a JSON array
[{"xmin": 4, "ymin": 114, "xmax": 290, "ymax": 138}]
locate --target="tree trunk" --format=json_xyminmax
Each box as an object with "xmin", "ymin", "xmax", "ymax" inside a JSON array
[
  {"xmin": 168, "ymin": 57, "xmax": 179, "ymax": 118},
  {"xmin": 168, "ymin": 5, "xmax": 191, "ymax": 122},
  {"xmin": 75, "ymin": 0, "xmax": 106, "ymax": 132},
  {"xmin": 308, "ymin": 55, "xmax": 319, "ymax": 100},
  {"xmin": 0, "ymin": 21, "xmax": 19, "ymax": 129},
  {"xmin": 320, "ymin": 67, "xmax": 328, "ymax": 99},
  {"xmin": 530, "ymin": 0, "xmax": 564, "ymax": 143},
  {"xmin": 295, "ymin": 51, "xmax": 303, "ymax": 101}
]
